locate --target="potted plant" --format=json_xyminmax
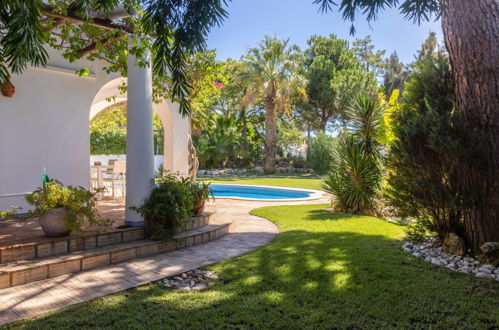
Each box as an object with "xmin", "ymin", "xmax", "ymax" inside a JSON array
[
  {"xmin": 25, "ymin": 180, "xmax": 100, "ymax": 237},
  {"xmin": 190, "ymin": 182, "xmax": 212, "ymax": 216},
  {"xmin": 132, "ymin": 176, "xmax": 194, "ymax": 240}
]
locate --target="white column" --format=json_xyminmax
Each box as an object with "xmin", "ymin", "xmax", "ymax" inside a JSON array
[{"xmin": 125, "ymin": 43, "xmax": 155, "ymax": 227}]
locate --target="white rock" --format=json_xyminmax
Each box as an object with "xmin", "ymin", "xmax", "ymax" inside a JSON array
[
  {"xmin": 431, "ymin": 258, "xmax": 447, "ymax": 267},
  {"xmin": 207, "ymin": 282, "xmax": 216, "ymax": 287},
  {"xmin": 476, "ymin": 266, "xmax": 494, "ymax": 274},
  {"xmin": 479, "ymin": 264, "xmax": 496, "ymax": 272},
  {"xmin": 412, "ymin": 252, "xmax": 423, "ymax": 258},
  {"xmin": 459, "ymin": 268, "xmax": 471, "ymax": 274},
  {"xmin": 191, "ymin": 284, "xmax": 207, "ymax": 291},
  {"xmin": 403, "ymin": 242, "xmax": 414, "ymax": 250},
  {"xmin": 494, "ymin": 269, "xmax": 499, "ymax": 275},
  {"xmin": 475, "ymin": 272, "xmax": 495, "ymax": 279}
]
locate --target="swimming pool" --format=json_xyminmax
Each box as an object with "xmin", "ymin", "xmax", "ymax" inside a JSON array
[{"xmin": 209, "ymin": 184, "xmax": 322, "ymax": 201}]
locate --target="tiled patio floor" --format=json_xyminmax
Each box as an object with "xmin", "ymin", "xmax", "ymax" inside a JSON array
[{"xmin": 0, "ymin": 198, "xmax": 125, "ymax": 248}]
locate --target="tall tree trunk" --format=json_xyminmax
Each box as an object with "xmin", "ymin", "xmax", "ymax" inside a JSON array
[
  {"xmin": 240, "ymin": 105, "xmax": 249, "ymax": 152},
  {"xmin": 442, "ymin": 0, "xmax": 499, "ymax": 253},
  {"xmin": 264, "ymin": 93, "xmax": 277, "ymax": 174}
]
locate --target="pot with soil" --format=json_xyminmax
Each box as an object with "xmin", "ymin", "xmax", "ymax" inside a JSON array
[
  {"xmin": 193, "ymin": 198, "xmax": 205, "ymax": 216},
  {"xmin": 38, "ymin": 207, "xmax": 71, "ymax": 237},
  {"xmin": 190, "ymin": 182, "xmax": 212, "ymax": 216},
  {"xmin": 25, "ymin": 179, "xmax": 102, "ymax": 238}
]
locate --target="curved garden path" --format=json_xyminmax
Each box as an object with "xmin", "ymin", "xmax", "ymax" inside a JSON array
[{"xmin": 0, "ymin": 194, "xmax": 329, "ymax": 325}]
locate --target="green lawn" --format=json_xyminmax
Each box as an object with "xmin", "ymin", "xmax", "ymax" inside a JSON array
[
  {"xmin": 8, "ymin": 204, "xmax": 498, "ymax": 329},
  {"xmin": 200, "ymin": 175, "xmax": 323, "ymax": 190}
]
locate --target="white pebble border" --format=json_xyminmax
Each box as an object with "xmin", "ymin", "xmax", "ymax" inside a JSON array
[
  {"xmin": 402, "ymin": 238, "xmax": 499, "ymax": 282},
  {"xmin": 160, "ymin": 269, "xmax": 219, "ymax": 291}
]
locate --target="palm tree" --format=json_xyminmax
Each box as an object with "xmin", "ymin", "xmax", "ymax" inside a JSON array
[{"xmin": 238, "ymin": 36, "xmax": 305, "ymax": 174}]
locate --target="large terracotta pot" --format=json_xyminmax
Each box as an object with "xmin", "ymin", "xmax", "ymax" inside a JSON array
[
  {"xmin": 193, "ymin": 199, "xmax": 205, "ymax": 216},
  {"xmin": 39, "ymin": 207, "xmax": 71, "ymax": 237}
]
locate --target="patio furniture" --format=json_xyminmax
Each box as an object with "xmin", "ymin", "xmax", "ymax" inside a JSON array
[{"xmin": 102, "ymin": 160, "xmax": 126, "ymax": 198}]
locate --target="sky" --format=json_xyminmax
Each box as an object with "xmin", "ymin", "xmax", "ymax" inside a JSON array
[{"xmin": 207, "ymin": 0, "xmax": 443, "ymax": 65}]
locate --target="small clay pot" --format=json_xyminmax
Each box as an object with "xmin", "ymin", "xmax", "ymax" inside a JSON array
[
  {"xmin": 193, "ymin": 199, "xmax": 205, "ymax": 216},
  {"xmin": 1, "ymin": 81, "xmax": 15, "ymax": 97},
  {"xmin": 39, "ymin": 207, "xmax": 71, "ymax": 237}
]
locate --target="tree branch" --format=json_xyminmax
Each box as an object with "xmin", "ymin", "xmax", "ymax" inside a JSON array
[{"xmin": 40, "ymin": 4, "xmax": 133, "ymax": 34}]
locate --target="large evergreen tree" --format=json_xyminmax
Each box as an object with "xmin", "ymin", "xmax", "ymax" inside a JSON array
[
  {"xmin": 298, "ymin": 34, "xmax": 375, "ymax": 131},
  {"xmin": 316, "ymin": 0, "xmax": 499, "ymax": 253},
  {"xmin": 351, "ymin": 35, "xmax": 386, "ymax": 77},
  {"xmin": 383, "ymin": 52, "xmax": 409, "ymax": 96}
]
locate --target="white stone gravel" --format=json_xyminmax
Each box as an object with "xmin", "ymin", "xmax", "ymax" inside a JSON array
[
  {"xmin": 402, "ymin": 238, "xmax": 499, "ymax": 282},
  {"xmin": 160, "ymin": 269, "xmax": 218, "ymax": 291}
]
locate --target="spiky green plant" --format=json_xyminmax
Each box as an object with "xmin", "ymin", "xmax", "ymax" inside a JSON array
[
  {"xmin": 322, "ymin": 136, "xmax": 380, "ymax": 215},
  {"xmin": 346, "ymin": 94, "xmax": 386, "ymax": 161}
]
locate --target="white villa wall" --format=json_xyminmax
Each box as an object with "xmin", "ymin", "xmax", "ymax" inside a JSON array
[{"xmin": 0, "ymin": 47, "xmax": 189, "ymax": 211}]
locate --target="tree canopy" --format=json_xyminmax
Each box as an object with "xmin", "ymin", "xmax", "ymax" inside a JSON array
[{"xmin": 0, "ymin": 0, "xmax": 230, "ymax": 115}]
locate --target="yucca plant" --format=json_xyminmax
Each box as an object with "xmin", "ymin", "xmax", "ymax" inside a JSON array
[
  {"xmin": 346, "ymin": 94, "xmax": 386, "ymax": 162},
  {"xmin": 322, "ymin": 136, "xmax": 381, "ymax": 215},
  {"xmin": 322, "ymin": 93, "xmax": 385, "ymax": 215}
]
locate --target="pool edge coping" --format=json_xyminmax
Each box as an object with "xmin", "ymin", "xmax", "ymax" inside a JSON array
[{"xmin": 209, "ymin": 183, "xmax": 324, "ymax": 202}]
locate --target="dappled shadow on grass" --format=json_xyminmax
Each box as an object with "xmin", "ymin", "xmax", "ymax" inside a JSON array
[
  {"xmin": 12, "ymin": 221, "xmax": 499, "ymax": 329},
  {"xmin": 305, "ymin": 209, "xmax": 358, "ymax": 221}
]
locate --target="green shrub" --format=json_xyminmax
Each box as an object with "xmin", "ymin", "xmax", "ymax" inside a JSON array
[
  {"xmin": 307, "ymin": 132, "xmax": 336, "ymax": 174},
  {"xmin": 322, "ymin": 136, "xmax": 381, "ymax": 214},
  {"xmin": 386, "ymin": 52, "xmax": 487, "ymax": 242},
  {"xmin": 131, "ymin": 176, "xmax": 194, "ymax": 240}
]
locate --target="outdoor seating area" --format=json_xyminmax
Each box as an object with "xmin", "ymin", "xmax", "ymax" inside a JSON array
[{"xmin": 90, "ymin": 160, "xmax": 127, "ymax": 199}]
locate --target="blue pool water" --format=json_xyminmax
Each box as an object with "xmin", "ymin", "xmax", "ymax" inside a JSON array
[{"xmin": 210, "ymin": 184, "xmax": 312, "ymax": 200}]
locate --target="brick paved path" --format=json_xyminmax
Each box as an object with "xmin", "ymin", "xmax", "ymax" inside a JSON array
[{"xmin": 0, "ymin": 196, "xmax": 328, "ymax": 325}]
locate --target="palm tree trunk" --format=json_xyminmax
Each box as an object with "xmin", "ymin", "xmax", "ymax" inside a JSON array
[
  {"xmin": 442, "ymin": 0, "xmax": 499, "ymax": 253},
  {"xmin": 264, "ymin": 93, "xmax": 277, "ymax": 174}
]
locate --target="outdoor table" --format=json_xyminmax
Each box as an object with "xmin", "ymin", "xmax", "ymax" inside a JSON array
[{"xmin": 90, "ymin": 165, "xmax": 113, "ymax": 199}]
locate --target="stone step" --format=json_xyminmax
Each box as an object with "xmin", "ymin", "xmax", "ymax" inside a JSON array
[
  {"xmin": 0, "ymin": 212, "xmax": 216, "ymax": 265},
  {"xmin": 0, "ymin": 221, "xmax": 231, "ymax": 289}
]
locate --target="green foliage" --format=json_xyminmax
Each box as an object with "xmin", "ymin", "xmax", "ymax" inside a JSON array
[
  {"xmin": 383, "ymin": 52, "xmax": 409, "ymax": 97},
  {"xmin": 322, "ymin": 136, "xmax": 381, "ymax": 214},
  {"xmin": 0, "ymin": 205, "xmax": 21, "ymax": 220},
  {"xmin": 307, "ymin": 132, "xmax": 336, "ymax": 175},
  {"xmin": 90, "ymin": 131, "xmax": 127, "ymax": 155},
  {"xmin": 90, "ymin": 106, "xmax": 164, "ymax": 155},
  {"xmin": 1, "ymin": 1, "xmax": 230, "ymax": 115},
  {"xmin": 195, "ymin": 115, "xmax": 259, "ymax": 169},
  {"xmin": 351, "ymin": 35, "xmax": 386, "ymax": 76},
  {"xmin": 386, "ymin": 52, "xmax": 488, "ymax": 241},
  {"xmin": 190, "ymin": 182, "xmax": 212, "ymax": 201},
  {"xmin": 238, "ymin": 36, "xmax": 305, "ymax": 173},
  {"xmin": 131, "ymin": 176, "xmax": 194, "ymax": 241},
  {"xmin": 322, "ymin": 94, "xmax": 386, "ymax": 214},
  {"xmin": 298, "ymin": 34, "xmax": 375, "ymax": 131},
  {"xmin": 315, "ymin": 0, "xmax": 441, "ymax": 31},
  {"xmin": 346, "ymin": 94, "xmax": 386, "ymax": 160},
  {"xmin": 24, "ymin": 180, "xmax": 102, "ymax": 232}
]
